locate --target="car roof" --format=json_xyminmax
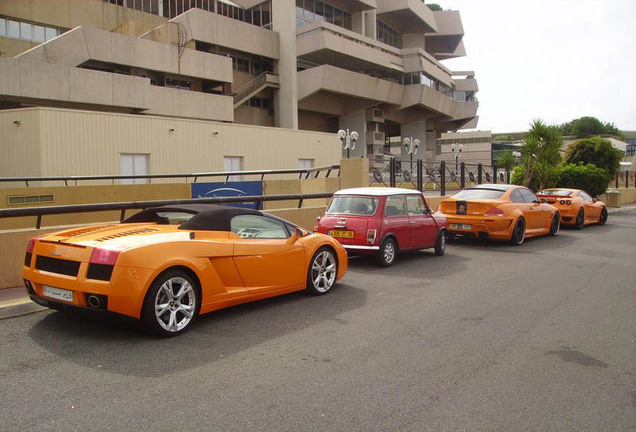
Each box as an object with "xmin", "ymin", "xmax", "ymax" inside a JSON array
[
  {"xmin": 465, "ymin": 184, "xmax": 516, "ymax": 192},
  {"xmin": 124, "ymin": 204, "xmax": 263, "ymax": 231},
  {"xmin": 334, "ymin": 187, "xmax": 422, "ymax": 197}
]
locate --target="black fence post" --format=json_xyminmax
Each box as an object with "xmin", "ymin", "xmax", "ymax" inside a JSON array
[
  {"xmin": 417, "ymin": 159, "xmax": 423, "ymax": 192},
  {"xmin": 460, "ymin": 162, "xmax": 465, "ymax": 189},
  {"xmin": 493, "ymin": 164, "xmax": 498, "ymax": 184},
  {"xmin": 626, "ymin": 171, "xmax": 630, "ymax": 189},
  {"xmin": 478, "ymin": 163, "xmax": 483, "ymax": 184},
  {"xmin": 615, "ymin": 173, "xmax": 619, "ymax": 188},
  {"xmin": 390, "ymin": 157, "xmax": 396, "ymax": 188},
  {"xmin": 440, "ymin": 161, "xmax": 446, "ymax": 196}
]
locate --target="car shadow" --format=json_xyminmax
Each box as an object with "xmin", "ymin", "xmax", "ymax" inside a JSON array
[
  {"xmin": 27, "ymin": 283, "xmax": 367, "ymax": 378},
  {"xmin": 346, "ymin": 249, "xmax": 471, "ymax": 279},
  {"xmin": 446, "ymin": 229, "xmax": 578, "ymax": 253}
]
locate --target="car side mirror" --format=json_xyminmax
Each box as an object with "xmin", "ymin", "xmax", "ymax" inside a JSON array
[{"xmin": 287, "ymin": 228, "xmax": 304, "ymax": 244}]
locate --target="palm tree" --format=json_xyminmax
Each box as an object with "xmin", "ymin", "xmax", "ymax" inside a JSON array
[{"xmin": 519, "ymin": 119, "xmax": 563, "ymax": 190}]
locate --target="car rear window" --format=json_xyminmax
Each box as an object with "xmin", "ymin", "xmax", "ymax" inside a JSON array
[
  {"xmin": 538, "ymin": 189, "xmax": 572, "ymax": 197},
  {"xmin": 452, "ymin": 189, "xmax": 505, "ymax": 200},
  {"xmin": 326, "ymin": 196, "xmax": 378, "ymax": 216}
]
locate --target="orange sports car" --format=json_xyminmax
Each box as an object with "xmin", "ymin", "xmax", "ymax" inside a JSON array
[
  {"xmin": 23, "ymin": 204, "xmax": 348, "ymax": 336},
  {"xmin": 537, "ymin": 188, "xmax": 608, "ymax": 228},
  {"xmin": 438, "ymin": 184, "xmax": 560, "ymax": 245}
]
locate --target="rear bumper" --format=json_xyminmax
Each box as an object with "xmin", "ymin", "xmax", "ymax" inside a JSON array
[{"xmin": 445, "ymin": 215, "xmax": 514, "ymax": 240}]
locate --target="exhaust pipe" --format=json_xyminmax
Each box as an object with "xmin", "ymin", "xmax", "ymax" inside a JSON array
[{"xmin": 87, "ymin": 295, "xmax": 101, "ymax": 308}]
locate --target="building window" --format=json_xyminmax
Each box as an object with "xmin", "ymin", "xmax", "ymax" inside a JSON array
[
  {"xmin": 224, "ymin": 156, "xmax": 243, "ymax": 181},
  {"xmin": 295, "ymin": 0, "xmax": 352, "ymax": 30},
  {"xmin": 120, "ymin": 154, "xmax": 149, "ymax": 185},
  {"xmin": 377, "ymin": 19, "xmax": 401, "ymax": 48},
  {"xmin": 0, "ymin": 17, "xmax": 62, "ymax": 42},
  {"xmin": 299, "ymin": 159, "xmax": 314, "ymax": 170},
  {"xmin": 165, "ymin": 77, "xmax": 192, "ymax": 90}
]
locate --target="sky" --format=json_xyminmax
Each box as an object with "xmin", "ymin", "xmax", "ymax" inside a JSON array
[{"xmin": 436, "ymin": 0, "xmax": 636, "ymax": 134}]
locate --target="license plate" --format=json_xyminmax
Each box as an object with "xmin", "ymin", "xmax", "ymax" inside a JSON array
[
  {"xmin": 328, "ymin": 230, "xmax": 355, "ymax": 239},
  {"xmin": 450, "ymin": 223, "xmax": 472, "ymax": 230},
  {"xmin": 42, "ymin": 285, "xmax": 73, "ymax": 302}
]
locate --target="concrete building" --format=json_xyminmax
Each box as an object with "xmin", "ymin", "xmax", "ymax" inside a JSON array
[
  {"xmin": 0, "ymin": 0, "xmax": 478, "ymax": 176},
  {"xmin": 437, "ymin": 131, "xmax": 494, "ymax": 168}
]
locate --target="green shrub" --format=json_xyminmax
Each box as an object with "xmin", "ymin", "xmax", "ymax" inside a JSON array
[
  {"xmin": 557, "ymin": 163, "xmax": 610, "ymax": 197},
  {"xmin": 565, "ymin": 136, "xmax": 622, "ymax": 178}
]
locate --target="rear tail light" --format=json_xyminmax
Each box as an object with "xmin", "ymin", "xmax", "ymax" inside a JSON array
[
  {"xmin": 26, "ymin": 237, "xmax": 37, "ymax": 253},
  {"xmin": 566, "ymin": 200, "xmax": 571, "ymax": 205},
  {"xmin": 367, "ymin": 229, "xmax": 377, "ymax": 245},
  {"xmin": 484, "ymin": 208, "xmax": 504, "ymax": 216},
  {"xmin": 89, "ymin": 248, "xmax": 120, "ymax": 266}
]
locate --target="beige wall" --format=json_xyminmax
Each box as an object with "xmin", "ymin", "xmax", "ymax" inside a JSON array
[{"xmin": 0, "ymin": 107, "xmax": 341, "ymax": 182}]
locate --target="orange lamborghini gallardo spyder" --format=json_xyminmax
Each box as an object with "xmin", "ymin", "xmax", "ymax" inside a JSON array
[
  {"xmin": 537, "ymin": 188, "xmax": 608, "ymax": 229},
  {"xmin": 438, "ymin": 184, "xmax": 561, "ymax": 245},
  {"xmin": 23, "ymin": 204, "xmax": 348, "ymax": 336}
]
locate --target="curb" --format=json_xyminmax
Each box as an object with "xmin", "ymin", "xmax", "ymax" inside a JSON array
[{"xmin": 0, "ymin": 300, "xmax": 46, "ymax": 320}]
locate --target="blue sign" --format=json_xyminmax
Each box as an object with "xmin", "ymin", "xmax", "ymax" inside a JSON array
[{"xmin": 191, "ymin": 181, "xmax": 263, "ymax": 209}]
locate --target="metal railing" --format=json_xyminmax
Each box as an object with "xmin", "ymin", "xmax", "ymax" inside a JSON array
[
  {"xmin": 370, "ymin": 158, "xmax": 509, "ymax": 196},
  {"xmin": 0, "ymin": 165, "xmax": 340, "ymax": 187},
  {"xmin": 0, "ymin": 193, "xmax": 334, "ymax": 229}
]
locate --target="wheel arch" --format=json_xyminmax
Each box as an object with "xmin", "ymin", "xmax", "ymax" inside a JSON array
[
  {"xmin": 140, "ymin": 264, "xmax": 203, "ymax": 319},
  {"xmin": 379, "ymin": 232, "xmax": 399, "ymax": 250}
]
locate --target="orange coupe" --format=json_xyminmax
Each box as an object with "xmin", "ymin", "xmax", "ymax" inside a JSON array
[
  {"xmin": 537, "ymin": 188, "xmax": 608, "ymax": 228},
  {"xmin": 438, "ymin": 184, "xmax": 560, "ymax": 245},
  {"xmin": 23, "ymin": 204, "xmax": 348, "ymax": 336}
]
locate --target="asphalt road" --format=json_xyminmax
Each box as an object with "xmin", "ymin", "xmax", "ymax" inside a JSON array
[{"xmin": 1, "ymin": 213, "xmax": 635, "ymax": 432}]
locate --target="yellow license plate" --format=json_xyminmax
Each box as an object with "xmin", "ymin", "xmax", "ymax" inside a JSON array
[{"xmin": 329, "ymin": 230, "xmax": 354, "ymax": 239}]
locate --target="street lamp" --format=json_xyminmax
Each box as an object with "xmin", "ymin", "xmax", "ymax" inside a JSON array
[
  {"xmin": 403, "ymin": 136, "xmax": 420, "ymax": 171},
  {"xmin": 451, "ymin": 143, "xmax": 464, "ymax": 174},
  {"xmin": 512, "ymin": 150, "xmax": 521, "ymax": 165},
  {"xmin": 338, "ymin": 129, "xmax": 359, "ymax": 159}
]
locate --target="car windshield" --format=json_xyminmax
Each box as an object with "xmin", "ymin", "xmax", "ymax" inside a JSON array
[
  {"xmin": 326, "ymin": 196, "xmax": 378, "ymax": 216},
  {"xmin": 452, "ymin": 189, "xmax": 505, "ymax": 200},
  {"xmin": 538, "ymin": 189, "xmax": 572, "ymax": 197}
]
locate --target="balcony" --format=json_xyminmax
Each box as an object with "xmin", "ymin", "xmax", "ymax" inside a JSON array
[
  {"xmin": 425, "ymin": 10, "xmax": 465, "ymax": 60},
  {"xmin": 376, "ymin": 0, "xmax": 438, "ymax": 33},
  {"xmin": 297, "ymin": 21, "xmax": 403, "ymax": 73},
  {"xmin": 297, "ymin": 65, "xmax": 403, "ymax": 114},
  {"xmin": 402, "ymin": 48, "xmax": 454, "ymax": 87}
]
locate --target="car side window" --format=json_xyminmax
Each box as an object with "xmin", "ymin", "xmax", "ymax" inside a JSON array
[
  {"xmin": 510, "ymin": 190, "xmax": 524, "ymax": 203},
  {"xmin": 580, "ymin": 192, "xmax": 593, "ymax": 202},
  {"xmin": 406, "ymin": 195, "xmax": 427, "ymax": 215},
  {"xmin": 230, "ymin": 214, "xmax": 290, "ymax": 239},
  {"xmin": 385, "ymin": 195, "xmax": 407, "ymax": 217},
  {"xmin": 519, "ymin": 188, "xmax": 539, "ymax": 203}
]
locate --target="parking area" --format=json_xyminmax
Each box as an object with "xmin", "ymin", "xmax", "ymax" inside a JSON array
[{"xmin": 0, "ymin": 212, "xmax": 635, "ymax": 431}]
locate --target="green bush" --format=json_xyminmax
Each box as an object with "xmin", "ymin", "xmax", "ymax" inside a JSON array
[
  {"xmin": 557, "ymin": 163, "xmax": 610, "ymax": 197},
  {"xmin": 565, "ymin": 136, "xmax": 623, "ymax": 178},
  {"xmin": 510, "ymin": 165, "xmax": 542, "ymax": 191}
]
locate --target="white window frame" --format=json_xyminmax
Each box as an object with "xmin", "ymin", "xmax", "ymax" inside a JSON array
[
  {"xmin": 120, "ymin": 153, "xmax": 149, "ymax": 185},
  {"xmin": 224, "ymin": 156, "xmax": 243, "ymax": 182}
]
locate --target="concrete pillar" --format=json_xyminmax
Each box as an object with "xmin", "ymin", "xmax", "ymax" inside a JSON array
[
  {"xmin": 364, "ymin": 10, "xmax": 377, "ymax": 39},
  {"xmin": 352, "ymin": 12, "xmax": 365, "ymax": 35},
  {"xmin": 272, "ymin": 0, "xmax": 298, "ymax": 129},
  {"xmin": 401, "ymin": 119, "xmax": 428, "ymax": 165},
  {"xmin": 402, "ymin": 33, "xmax": 426, "ymax": 50},
  {"xmin": 338, "ymin": 110, "xmax": 367, "ymax": 159},
  {"xmin": 339, "ymin": 158, "xmax": 370, "ymax": 189}
]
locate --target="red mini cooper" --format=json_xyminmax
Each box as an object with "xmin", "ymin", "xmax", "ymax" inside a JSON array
[{"xmin": 314, "ymin": 188, "xmax": 448, "ymax": 267}]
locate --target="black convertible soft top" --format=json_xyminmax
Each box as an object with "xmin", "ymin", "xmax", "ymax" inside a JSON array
[{"xmin": 123, "ymin": 204, "xmax": 279, "ymax": 231}]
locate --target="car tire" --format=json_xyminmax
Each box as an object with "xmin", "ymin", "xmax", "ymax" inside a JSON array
[
  {"xmin": 142, "ymin": 269, "xmax": 199, "ymax": 337},
  {"xmin": 575, "ymin": 208, "xmax": 585, "ymax": 230},
  {"xmin": 306, "ymin": 247, "xmax": 337, "ymax": 295},
  {"xmin": 434, "ymin": 230, "xmax": 446, "ymax": 256},
  {"xmin": 549, "ymin": 212, "xmax": 560, "ymax": 236},
  {"xmin": 376, "ymin": 237, "xmax": 397, "ymax": 267},
  {"xmin": 599, "ymin": 207, "xmax": 608, "ymax": 225},
  {"xmin": 510, "ymin": 218, "xmax": 526, "ymax": 245}
]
